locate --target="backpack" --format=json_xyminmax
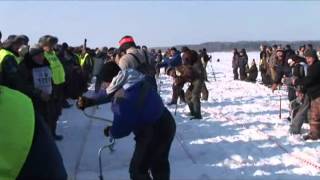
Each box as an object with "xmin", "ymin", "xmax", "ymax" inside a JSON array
[{"xmin": 128, "ymin": 50, "xmax": 156, "ymax": 77}]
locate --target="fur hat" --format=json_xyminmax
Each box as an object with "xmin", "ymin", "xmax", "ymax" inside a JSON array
[
  {"xmin": 119, "ymin": 35, "xmax": 136, "ymax": 52},
  {"xmin": 2, "ymin": 35, "xmax": 27, "ymax": 48},
  {"xmin": 39, "ymin": 35, "xmax": 58, "ymax": 46}
]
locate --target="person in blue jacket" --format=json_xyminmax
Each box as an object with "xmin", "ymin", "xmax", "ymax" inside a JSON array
[
  {"xmin": 157, "ymin": 47, "xmax": 182, "ymax": 69},
  {"xmin": 78, "ymin": 61, "xmax": 176, "ymax": 180},
  {"xmin": 157, "ymin": 47, "xmax": 185, "ymax": 105}
]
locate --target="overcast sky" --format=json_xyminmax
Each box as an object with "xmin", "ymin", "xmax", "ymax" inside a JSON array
[{"xmin": 1, "ymin": 1, "xmax": 319, "ymax": 47}]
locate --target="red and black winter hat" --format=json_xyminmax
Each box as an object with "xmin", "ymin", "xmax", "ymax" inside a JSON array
[{"xmin": 118, "ymin": 35, "xmax": 136, "ymax": 51}]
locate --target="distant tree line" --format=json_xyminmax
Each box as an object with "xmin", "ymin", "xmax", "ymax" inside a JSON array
[{"xmin": 154, "ymin": 41, "xmax": 320, "ymax": 52}]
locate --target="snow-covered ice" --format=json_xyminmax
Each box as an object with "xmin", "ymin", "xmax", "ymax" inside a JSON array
[{"xmin": 56, "ymin": 52, "xmax": 320, "ymax": 180}]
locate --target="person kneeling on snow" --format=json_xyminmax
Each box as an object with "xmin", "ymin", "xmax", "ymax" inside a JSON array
[
  {"xmin": 245, "ymin": 59, "xmax": 258, "ymax": 82},
  {"xmin": 77, "ymin": 61, "xmax": 176, "ymax": 180},
  {"xmin": 282, "ymin": 56, "xmax": 309, "ymax": 134}
]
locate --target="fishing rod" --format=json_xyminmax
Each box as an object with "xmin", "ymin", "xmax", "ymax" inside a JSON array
[
  {"xmin": 83, "ymin": 108, "xmax": 113, "ymax": 124},
  {"xmin": 174, "ymin": 102, "xmax": 178, "ymax": 116},
  {"xmin": 279, "ymin": 86, "xmax": 282, "ymax": 120}
]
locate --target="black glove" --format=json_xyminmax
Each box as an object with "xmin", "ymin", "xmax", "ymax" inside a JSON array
[
  {"xmin": 104, "ymin": 126, "xmax": 112, "ymax": 137},
  {"xmin": 76, "ymin": 96, "xmax": 95, "ymax": 110}
]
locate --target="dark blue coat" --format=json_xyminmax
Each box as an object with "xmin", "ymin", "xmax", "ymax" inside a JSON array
[
  {"xmin": 158, "ymin": 51, "xmax": 182, "ymax": 68},
  {"xmin": 110, "ymin": 80, "xmax": 165, "ymax": 138}
]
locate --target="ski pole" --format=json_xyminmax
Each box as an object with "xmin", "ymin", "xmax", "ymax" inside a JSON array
[{"xmin": 98, "ymin": 138, "xmax": 115, "ymax": 180}]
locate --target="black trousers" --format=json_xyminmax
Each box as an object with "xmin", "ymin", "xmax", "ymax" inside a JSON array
[
  {"xmin": 130, "ymin": 109, "xmax": 176, "ymax": 180},
  {"xmin": 45, "ymin": 84, "xmax": 64, "ymax": 136},
  {"xmin": 17, "ymin": 113, "xmax": 67, "ymax": 180},
  {"xmin": 239, "ymin": 66, "xmax": 247, "ymax": 80},
  {"xmin": 233, "ymin": 67, "xmax": 239, "ymax": 80}
]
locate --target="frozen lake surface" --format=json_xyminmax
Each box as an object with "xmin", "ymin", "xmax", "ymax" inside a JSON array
[{"xmin": 56, "ymin": 52, "xmax": 320, "ymax": 180}]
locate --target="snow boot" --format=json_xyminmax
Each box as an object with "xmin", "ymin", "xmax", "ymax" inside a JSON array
[
  {"xmin": 187, "ymin": 103, "xmax": 195, "ymax": 117},
  {"xmin": 186, "ymin": 112, "xmax": 194, "ymax": 117},
  {"xmin": 190, "ymin": 114, "xmax": 202, "ymax": 120},
  {"xmin": 303, "ymin": 133, "xmax": 320, "ymax": 141}
]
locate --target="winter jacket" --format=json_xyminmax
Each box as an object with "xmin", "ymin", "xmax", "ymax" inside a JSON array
[
  {"xmin": 232, "ymin": 53, "xmax": 240, "ymax": 68},
  {"xmin": 0, "ymin": 86, "xmax": 67, "ymax": 180},
  {"xmin": 292, "ymin": 62, "xmax": 308, "ymax": 93},
  {"xmin": 58, "ymin": 51, "xmax": 79, "ymax": 82},
  {"xmin": 200, "ymin": 52, "xmax": 211, "ymax": 63},
  {"xmin": 246, "ymin": 64, "xmax": 258, "ymax": 82},
  {"xmin": 271, "ymin": 56, "xmax": 291, "ymax": 84},
  {"xmin": 92, "ymin": 57, "xmax": 105, "ymax": 77},
  {"xmin": 176, "ymin": 50, "xmax": 205, "ymax": 83},
  {"xmin": 18, "ymin": 54, "xmax": 53, "ymax": 112},
  {"xmin": 260, "ymin": 51, "xmax": 267, "ymax": 60},
  {"xmin": 238, "ymin": 55, "xmax": 248, "ymax": 68},
  {"xmin": 158, "ymin": 51, "xmax": 182, "ymax": 68},
  {"xmin": 175, "ymin": 65, "xmax": 198, "ymax": 84},
  {"xmin": 149, "ymin": 51, "xmax": 157, "ymax": 63},
  {"xmin": 156, "ymin": 53, "xmax": 163, "ymax": 63},
  {"xmin": 296, "ymin": 61, "xmax": 320, "ymax": 100},
  {"xmin": 0, "ymin": 48, "xmax": 23, "ymax": 90},
  {"xmin": 107, "ymin": 69, "xmax": 165, "ymax": 138},
  {"xmin": 59, "ymin": 52, "xmax": 88, "ymax": 99},
  {"xmin": 259, "ymin": 51, "xmax": 268, "ymax": 73},
  {"xmin": 77, "ymin": 53, "xmax": 93, "ymax": 84},
  {"xmin": 118, "ymin": 47, "xmax": 155, "ymax": 70},
  {"xmin": 269, "ymin": 52, "xmax": 277, "ymax": 68},
  {"xmin": 66, "ymin": 66, "xmax": 89, "ymax": 99},
  {"xmin": 78, "ymin": 53, "xmax": 93, "ymax": 72}
]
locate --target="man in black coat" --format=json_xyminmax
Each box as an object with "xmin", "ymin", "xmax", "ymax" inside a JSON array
[{"xmin": 0, "ymin": 35, "xmax": 27, "ymax": 90}]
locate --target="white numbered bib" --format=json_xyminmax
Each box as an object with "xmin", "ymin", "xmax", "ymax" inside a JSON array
[{"xmin": 32, "ymin": 67, "xmax": 52, "ymax": 95}]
